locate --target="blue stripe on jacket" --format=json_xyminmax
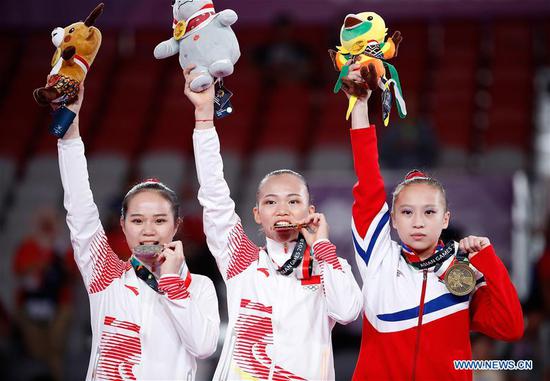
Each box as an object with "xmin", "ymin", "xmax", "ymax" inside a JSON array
[
  {"xmin": 377, "ymin": 293, "xmax": 470, "ymax": 322},
  {"xmin": 353, "ymin": 210, "xmax": 390, "ymax": 266}
]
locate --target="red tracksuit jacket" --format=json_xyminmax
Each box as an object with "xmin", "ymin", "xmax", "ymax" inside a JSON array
[{"xmin": 350, "ymin": 127, "xmax": 524, "ymax": 381}]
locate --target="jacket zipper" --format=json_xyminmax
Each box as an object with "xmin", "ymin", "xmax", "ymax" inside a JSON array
[{"xmin": 412, "ymin": 270, "xmax": 428, "ymax": 381}]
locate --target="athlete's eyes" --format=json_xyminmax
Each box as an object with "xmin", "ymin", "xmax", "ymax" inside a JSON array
[
  {"xmin": 401, "ymin": 210, "xmax": 412, "ymax": 215},
  {"xmin": 131, "ymin": 218, "xmax": 143, "ymax": 224}
]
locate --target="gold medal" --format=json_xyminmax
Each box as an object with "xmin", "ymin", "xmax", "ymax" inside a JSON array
[
  {"xmin": 173, "ymin": 20, "xmax": 187, "ymax": 40},
  {"xmin": 444, "ymin": 262, "xmax": 475, "ymax": 296},
  {"xmin": 350, "ymin": 40, "xmax": 367, "ymax": 55}
]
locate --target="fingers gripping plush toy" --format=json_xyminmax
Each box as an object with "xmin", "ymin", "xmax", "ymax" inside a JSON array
[
  {"xmin": 33, "ymin": 3, "xmax": 104, "ymax": 108},
  {"xmin": 329, "ymin": 12, "xmax": 407, "ymax": 125},
  {"xmin": 154, "ymin": 0, "xmax": 240, "ymax": 93}
]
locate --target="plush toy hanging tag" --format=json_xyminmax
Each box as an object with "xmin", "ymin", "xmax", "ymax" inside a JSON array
[
  {"xmin": 329, "ymin": 12, "xmax": 407, "ymax": 125},
  {"xmin": 33, "ymin": 3, "xmax": 104, "ymax": 138},
  {"xmin": 213, "ymin": 79, "xmax": 234, "ymax": 119}
]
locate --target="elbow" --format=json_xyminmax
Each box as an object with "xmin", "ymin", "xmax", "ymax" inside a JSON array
[
  {"xmin": 490, "ymin": 313, "xmax": 525, "ymax": 342},
  {"xmin": 349, "ymin": 297, "xmax": 364, "ymax": 324},
  {"xmin": 338, "ymin": 308, "xmax": 361, "ymax": 325},
  {"xmin": 195, "ymin": 344, "xmax": 217, "ymax": 360},
  {"xmin": 506, "ymin": 331, "xmax": 523, "ymax": 342},
  {"xmin": 504, "ymin": 316, "xmax": 524, "ymax": 342},
  {"xmin": 193, "ymin": 327, "xmax": 220, "ymax": 359},
  {"xmin": 505, "ymin": 305, "xmax": 525, "ymax": 342},
  {"xmin": 331, "ymin": 294, "xmax": 363, "ymax": 325}
]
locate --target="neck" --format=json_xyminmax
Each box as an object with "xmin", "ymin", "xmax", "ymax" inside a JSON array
[
  {"xmin": 267, "ymin": 230, "xmax": 299, "ymax": 244},
  {"xmin": 415, "ymin": 242, "xmax": 439, "ymax": 261}
]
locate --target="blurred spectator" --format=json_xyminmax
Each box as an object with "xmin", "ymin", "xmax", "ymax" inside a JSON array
[
  {"xmin": 471, "ymin": 334, "xmax": 505, "ymax": 381},
  {"xmin": 378, "ymin": 98, "xmax": 439, "ymax": 169},
  {"xmin": 440, "ymin": 224, "xmax": 465, "ymax": 244},
  {"xmin": 253, "ymin": 13, "xmax": 313, "ymax": 86},
  {"xmin": 539, "ymin": 253, "xmax": 550, "ymax": 381},
  {"xmin": 0, "ymin": 300, "xmax": 11, "ymax": 377},
  {"xmin": 516, "ymin": 223, "xmax": 550, "ymax": 381},
  {"xmin": 13, "ymin": 207, "xmax": 74, "ymax": 381}
]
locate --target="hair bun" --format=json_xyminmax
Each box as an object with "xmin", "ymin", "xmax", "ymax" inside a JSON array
[
  {"xmin": 143, "ymin": 177, "xmax": 161, "ymax": 183},
  {"xmin": 404, "ymin": 169, "xmax": 428, "ymax": 181}
]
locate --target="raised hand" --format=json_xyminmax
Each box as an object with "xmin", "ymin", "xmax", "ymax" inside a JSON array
[
  {"xmin": 159, "ymin": 240, "xmax": 186, "ymax": 276},
  {"xmin": 66, "ymin": 84, "xmax": 85, "ymax": 115},
  {"xmin": 297, "ymin": 213, "xmax": 330, "ymax": 247},
  {"xmin": 341, "ymin": 63, "xmax": 374, "ymax": 99},
  {"xmin": 61, "ymin": 84, "xmax": 85, "ymax": 139},
  {"xmin": 183, "ymin": 65, "xmax": 215, "ymax": 121},
  {"xmin": 458, "ymin": 235, "xmax": 491, "ymax": 259}
]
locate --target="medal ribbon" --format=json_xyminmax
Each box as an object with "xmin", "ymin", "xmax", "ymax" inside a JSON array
[
  {"xmin": 276, "ymin": 234, "xmax": 308, "ymax": 276},
  {"xmin": 401, "ymin": 240, "xmax": 457, "ymax": 271},
  {"xmin": 130, "ymin": 257, "xmax": 159, "ymax": 293}
]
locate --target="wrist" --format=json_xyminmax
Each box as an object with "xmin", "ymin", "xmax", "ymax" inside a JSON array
[
  {"xmin": 312, "ymin": 238, "xmax": 331, "ymax": 247},
  {"xmin": 195, "ymin": 105, "xmax": 214, "ymax": 120},
  {"xmin": 160, "ymin": 263, "xmax": 180, "ymax": 276},
  {"xmin": 62, "ymin": 118, "xmax": 80, "ymax": 140},
  {"xmin": 194, "ymin": 110, "xmax": 214, "ymax": 130},
  {"xmin": 351, "ymin": 99, "xmax": 370, "ymax": 129}
]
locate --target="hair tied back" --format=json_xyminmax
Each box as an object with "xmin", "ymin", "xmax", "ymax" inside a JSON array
[
  {"xmin": 143, "ymin": 177, "xmax": 161, "ymax": 183},
  {"xmin": 404, "ymin": 169, "xmax": 428, "ymax": 181}
]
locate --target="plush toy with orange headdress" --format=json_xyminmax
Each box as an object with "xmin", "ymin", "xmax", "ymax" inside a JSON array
[{"xmin": 329, "ymin": 11, "xmax": 407, "ymax": 125}]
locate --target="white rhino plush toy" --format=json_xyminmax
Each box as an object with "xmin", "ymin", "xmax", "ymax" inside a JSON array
[{"xmin": 154, "ymin": 0, "xmax": 240, "ymax": 92}]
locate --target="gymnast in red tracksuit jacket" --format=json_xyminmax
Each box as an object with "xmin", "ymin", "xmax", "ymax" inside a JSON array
[{"xmin": 343, "ymin": 65, "xmax": 524, "ymax": 381}]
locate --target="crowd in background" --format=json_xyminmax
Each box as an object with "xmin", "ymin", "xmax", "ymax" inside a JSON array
[{"xmin": 0, "ymin": 5, "xmax": 549, "ymax": 381}]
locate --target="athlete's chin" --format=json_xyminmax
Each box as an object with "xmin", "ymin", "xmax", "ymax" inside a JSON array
[
  {"xmin": 266, "ymin": 229, "xmax": 297, "ymax": 243},
  {"xmin": 404, "ymin": 241, "xmax": 432, "ymax": 253}
]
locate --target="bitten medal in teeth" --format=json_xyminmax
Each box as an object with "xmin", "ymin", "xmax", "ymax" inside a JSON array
[
  {"xmin": 444, "ymin": 262, "xmax": 476, "ymax": 296},
  {"xmin": 273, "ymin": 222, "xmax": 306, "ymax": 231},
  {"xmin": 133, "ymin": 244, "xmax": 163, "ymax": 268},
  {"xmin": 274, "ymin": 222, "xmax": 296, "ymax": 230}
]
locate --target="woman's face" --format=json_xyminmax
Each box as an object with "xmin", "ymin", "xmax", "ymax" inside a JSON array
[
  {"xmin": 120, "ymin": 190, "xmax": 178, "ymax": 253},
  {"xmin": 253, "ymin": 174, "xmax": 314, "ymax": 243},
  {"xmin": 391, "ymin": 183, "xmax": 450, "ymax": 259}
]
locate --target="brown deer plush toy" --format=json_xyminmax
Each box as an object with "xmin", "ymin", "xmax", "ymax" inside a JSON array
[{"xmin": 33, "ymin": 3, "xmax": 104, "ymax": 107}]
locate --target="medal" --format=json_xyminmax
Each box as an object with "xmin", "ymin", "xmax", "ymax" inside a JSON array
[
  {"xmin": 134, "ymin": 244, "xmax": 163, "ymax": 256},
  {"xmin": 173, "ymin": 20, "xmax": 186, "ymax": 40},
  {"xmin": 444, "ymin": 261, "xmax": 475, "ymax": 296},
  {"xmin": 273, "ymin": 222, "xmax": 307, "ymax": 231},
  {"xmin": 133, "ymin": 244, "xmax": 164, "ymax": 271},
  {"xmin": 131, "ymin": 244, "xmax": 165, "ymax": 292}
]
